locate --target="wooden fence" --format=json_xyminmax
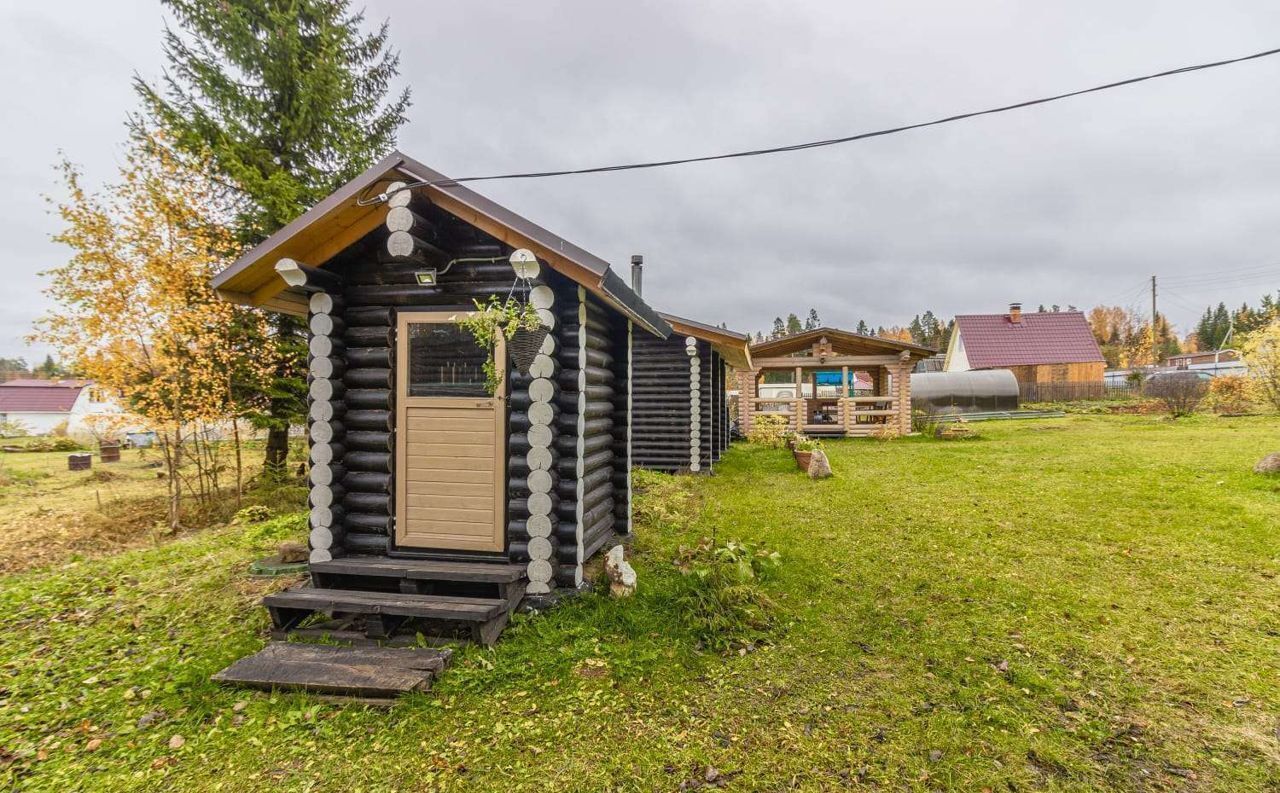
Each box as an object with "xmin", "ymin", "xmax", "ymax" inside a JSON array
[{"xmin": 1019, "ymin": 381, "xmax": 1141, "ymax": 402}]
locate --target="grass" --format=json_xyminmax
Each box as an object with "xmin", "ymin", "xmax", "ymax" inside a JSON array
[
  {"xmin": 2, "ymin": 414, "xmax": 1280, "ymax": 791},
  {"xmin": 0, "ymin": 441, "xmax": 306, "ymax": 574}
]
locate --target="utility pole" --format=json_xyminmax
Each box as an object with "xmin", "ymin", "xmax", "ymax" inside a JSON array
[
  {"xmin": 1151, "ymin": 274, "xmax": 1159, "ymax": 367},
  {"xmin": 1151, "ymin": 275, "xmax": 1158, "ymax": 331}
]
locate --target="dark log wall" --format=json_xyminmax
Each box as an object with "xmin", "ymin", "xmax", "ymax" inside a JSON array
[
  {"xmin": 301, "ymin": 190, "xmax": 638, "ymax": 595},
  {"xmin": 631, "ymin": 335, "xmax": 728, "ymax": 474},
  {"xmin": 551, "ymin": 287, "xmax": 622, "ymax": 587}
]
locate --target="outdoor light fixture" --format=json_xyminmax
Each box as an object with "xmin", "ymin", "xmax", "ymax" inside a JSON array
[
  {"xmin": 509, "ymin": 248, "xmax": 540, "ymax": 279},
  {"xmin": 415, "ymin": 270, "xmax": 437, "ymax": 286}
]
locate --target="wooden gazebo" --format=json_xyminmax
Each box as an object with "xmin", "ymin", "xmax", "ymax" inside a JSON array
[{"xmin": 738, "ymin": 328, "xmax": 935, "ymax": 437}]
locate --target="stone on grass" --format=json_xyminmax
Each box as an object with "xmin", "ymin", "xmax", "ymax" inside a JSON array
[
  {"xmin": 604, "ymin": 545, "xmax": 637, "ymax": 597},
  {"xmin": 277, "ymin": 541, "xmax": 308, "ymax": 564},
  {"xmin": 1254, "ymin": 452, "xmax": 1280, "ymax": 474},
  {"xmin": 807, "ymin": 449, "xmax": 833, "ymax": 479},
  {"xmin": 936, "ymin": 423, "xmax": 976, "ymax": 440}
]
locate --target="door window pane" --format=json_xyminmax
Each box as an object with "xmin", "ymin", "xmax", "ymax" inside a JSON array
[{"xmin": 406, "ymin": 322, "xmax": 490, "ymax": 397}]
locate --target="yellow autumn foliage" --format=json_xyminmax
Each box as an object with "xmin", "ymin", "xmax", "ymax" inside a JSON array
[{"xmin": 36, "ymin": 138, "xmax": 273, "ymax": 428}]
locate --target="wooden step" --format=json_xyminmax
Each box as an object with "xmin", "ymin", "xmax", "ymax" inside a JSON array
[
  {"xmin": 265, "ymin": 587, "xmax": 507, "ymax": 623},
  {"xmin": 310, "ymin": 556, "xmax": 524, "ymax": 584},
  {"xmin": 212, "ymin": 641, "xmax": 453, "ymax": 699}
]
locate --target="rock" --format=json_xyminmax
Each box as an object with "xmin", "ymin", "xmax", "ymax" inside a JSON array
[
  {"xmin": 1254, "ymin": 452, "xmax": 1280, "ymax": 474},
  {"xmin": 807, "ymin": 449, "xmax": 833, "ymax": 479},
  {"xmin": 136, "ymin": 710, "xmax": 164, "ymax": 729},
  {"xmin": 604, "ymin": 545, "xmax": 637, "ymax": 597},
  {"xmin": 277, "ymin": 541, "xmax": 308, "ymax": 564},
  {"xmin": 168, "ymin": 734, "xmax": 185, "ymax": 750},
  {"xmin": 928, "ymin": 749, "xmax": 943, "ymax": 762}
]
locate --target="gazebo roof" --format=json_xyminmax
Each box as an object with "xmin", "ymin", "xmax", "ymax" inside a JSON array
[{"xmin": 750, "ymin": 327, "xmax": 935, "ymax": 361}]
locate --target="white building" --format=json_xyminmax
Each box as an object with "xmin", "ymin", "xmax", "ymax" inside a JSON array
[{"xmin": 0, "ymin": 379, "xmax": 124, "ymax": 437}]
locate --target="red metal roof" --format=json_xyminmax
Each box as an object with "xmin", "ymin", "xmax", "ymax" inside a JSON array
[
  {"xmin": 0, "ymin": 380, "xmax": 88, "ymax": 412},
  {"xmin": 954, "ymin": 311, "xmax": 1104, "ymax": 368}
]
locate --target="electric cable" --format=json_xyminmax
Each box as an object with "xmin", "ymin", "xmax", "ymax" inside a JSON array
[{"xmin": 356, "ymin": 44, "xmax": 1280, "ymax": 205}]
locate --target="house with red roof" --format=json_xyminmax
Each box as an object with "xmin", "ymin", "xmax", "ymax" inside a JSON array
[
  {"xmin": 944, "ymin": 303, "xmax": 1105, "ymax": 387},
  {"xmin": 0, "ymin": 379, "xmax": 123, "ymax": 436}
]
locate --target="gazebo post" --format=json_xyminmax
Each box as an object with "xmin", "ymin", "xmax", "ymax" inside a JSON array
[
  {"xmin": 793, "ymin": 365, "xmax": 803, "ymax": 431},
  {"xmin": 841, "ymin": 365, "xmax": 850, "ymax": 435},
  {"xmin": 897, "ymin": 351, "xmax": 912, "ymax": 435}
]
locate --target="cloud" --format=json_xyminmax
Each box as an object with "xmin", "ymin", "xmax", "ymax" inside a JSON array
[{"xmin": 3, "ymin": 0, "xmax": 1279, "ymax": 359}]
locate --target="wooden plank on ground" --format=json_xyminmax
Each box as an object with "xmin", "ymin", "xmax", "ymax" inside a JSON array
[
  {"xmin": 253, "ymin": 641, "xmax": 452, "ymax": 673},
  {"xmin": 212, "ymin": 643, "xmax": 441, "ymax": 697}
]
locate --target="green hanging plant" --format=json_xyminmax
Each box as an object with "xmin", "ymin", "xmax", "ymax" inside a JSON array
[{"xmin": 456, "ymin": 296, "xmax": 543, "ymax": 395}]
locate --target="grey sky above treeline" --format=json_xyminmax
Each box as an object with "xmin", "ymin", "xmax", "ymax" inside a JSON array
[{"xmin": 3, "ymin": 1, "xmax": 1279, "ymax": 361}]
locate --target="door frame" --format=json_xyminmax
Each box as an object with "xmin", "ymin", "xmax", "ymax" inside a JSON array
[{"xmin": 393, "ymin": 310, "xmax": 507, "ymax": 553}]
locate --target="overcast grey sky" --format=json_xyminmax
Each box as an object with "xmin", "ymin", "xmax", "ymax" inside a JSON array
[{"xmin": 3, "ymin": 1, "xmax": 1279, "ymax": 360}]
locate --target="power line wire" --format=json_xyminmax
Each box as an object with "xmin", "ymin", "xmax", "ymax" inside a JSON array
[
  {"xmin": 1160, "ymin": 271, "xmax": 1280, "ymax": 291},
  {"xmin": 1161, "ymin": 262, "xmax": 1280, "ymax": 282},
  {"xmin": 358, "ymin": 44, "xmax": 1280, "ymax": 204}
]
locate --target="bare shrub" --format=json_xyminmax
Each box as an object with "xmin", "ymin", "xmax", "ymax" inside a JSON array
[{"xmin": 1144, "ymin": 373, "xmax": 1209, "ymax": 417}]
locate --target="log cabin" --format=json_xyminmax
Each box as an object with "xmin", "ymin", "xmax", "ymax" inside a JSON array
[
  {"xmin": 631, "ymin": 310, "xmax": 751, "ymax": 473},
  {"xmin": 211, "ymin": 151, "xmax": 672, "ymax": 644},
  {"xmin": 626, "ymin": 256, "xmax": 752, "ymax": 473}
]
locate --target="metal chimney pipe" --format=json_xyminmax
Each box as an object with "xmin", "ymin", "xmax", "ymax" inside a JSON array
[{"xmin": 630, "ymin": 254, "xmax": 643, "ymax": 297}]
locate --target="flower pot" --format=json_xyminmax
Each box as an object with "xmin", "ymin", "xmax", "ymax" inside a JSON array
[
  {"xmin": 507, "ymin": 325, "xmax": 550, "ymax": 375},
  {"xmin": 793, "ymin": 450, "xmax": 813, "ymax": 470}
]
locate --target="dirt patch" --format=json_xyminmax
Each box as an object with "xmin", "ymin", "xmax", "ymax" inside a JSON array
[
  {"xmin": 0, "ymin": 492, "xmax": 173, "ymax": 574},
  {"xmin": 1107, "ymin": 400, "xmax": 1167, "ymax": 415}
]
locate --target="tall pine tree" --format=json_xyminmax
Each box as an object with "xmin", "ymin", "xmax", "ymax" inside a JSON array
[{"xmin": 134, "ymin": 0, "xmax": 411, "ymax": 473}]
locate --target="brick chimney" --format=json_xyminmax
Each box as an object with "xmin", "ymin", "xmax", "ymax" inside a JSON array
[{"xmin": 1008, "ymin": 302, "xmax": 1023, "ymax": 324}]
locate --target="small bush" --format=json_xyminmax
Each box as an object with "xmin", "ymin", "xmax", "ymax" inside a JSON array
[
  {"xmin": 232, "ymin": 504, "xmax": 273, "ymax": 525},
  {"xmin": 672, "ymin": 537, "xmax": 783, "ymax": 651},
  {"xmin": 911, "ymin": 406, "xmax": 945, "ymax": 435},
  {"xmin": 1144, "ymin": 373, "xmax": 1209, "ymax": 417},
  {"xmin": 792, "ymin": 434, "xmax": 822, "ymax": 452},
  {"xmin": 6, "ymin": 437, "xmax": 86, "ymax": 453},
  {"xmin": 1205, "ymin": 374, "xmax": 1257, "ymax": 415},
  {"xmin": 747, "ymin": 414, "xmax": 790, "ymax": 448}
]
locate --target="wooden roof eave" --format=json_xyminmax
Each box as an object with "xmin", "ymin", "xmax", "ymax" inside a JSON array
[
  {"xmin": 210, "ymin": 151, "xmax": 672, "ymax": 338},
  {"xmin": 660, "ymin": 313, "xmax": 752, "ymax": 370}
]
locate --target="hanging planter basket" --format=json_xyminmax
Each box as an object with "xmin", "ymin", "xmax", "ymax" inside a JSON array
[{"xmin": 507, "ymin": 324, "xmax": 550, "ymax": 375}]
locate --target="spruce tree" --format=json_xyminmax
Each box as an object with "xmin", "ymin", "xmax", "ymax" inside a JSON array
[
  {"xmin": 134, "ymin": 0, "xmax": 411, "ymax": 473},
  {"xmin": 785, "ymin": 313, "xmax": 804, "ymax": 336}
]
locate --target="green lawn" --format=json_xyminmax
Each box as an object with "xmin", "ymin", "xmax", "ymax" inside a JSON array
[{"xmin": 2, "ymin": 414, "xmax": 1279, "ymax": 791}]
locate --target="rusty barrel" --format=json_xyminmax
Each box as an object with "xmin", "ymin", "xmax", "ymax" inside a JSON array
[
  {"xmin": 68, "ymin": 453, "xmax": 92, "ymax": 471},
  {"xmin": 99, "ymin": 443, "xmax": 121, "ymax": 463}
]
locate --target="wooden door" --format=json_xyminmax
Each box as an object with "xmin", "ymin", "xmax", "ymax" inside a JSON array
[{"xmin": 395, "ymin": 311, "xmax": 506, "ymax": 552}]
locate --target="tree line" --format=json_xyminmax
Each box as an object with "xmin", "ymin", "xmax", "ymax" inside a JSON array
[
  {"xmin": 0, "ymin": 356, "xmax": 69, "ymax": 382},
  {"xmin": 754, "ymin": 308, "xmax": 952, "ymax": 351}
]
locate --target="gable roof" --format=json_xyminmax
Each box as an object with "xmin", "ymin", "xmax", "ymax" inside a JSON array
[
  {"xmin": 750, "ymin": 327, "xmax": 935, "ymax": 360},
  {"xmin": 0, "ymin": 380, "xmax": 88, "ymax": 413},
  {"xmin": 953, "ymin": 311, "xmax": 1104, "ymax": 368},
  {"xmin": 659, "ymin": 313, "xmax": 752, "ymax": 369},
  {"xmin": 211, "ymin": 150, "xmax": 670, "ymax": 337}
]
